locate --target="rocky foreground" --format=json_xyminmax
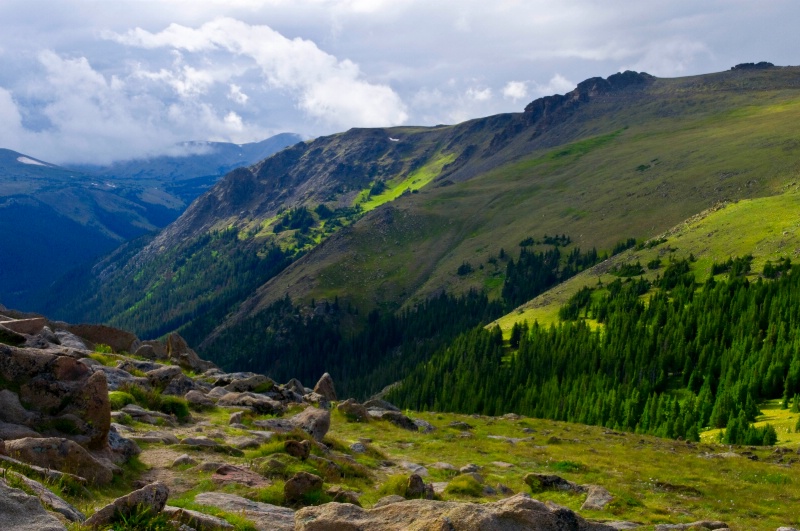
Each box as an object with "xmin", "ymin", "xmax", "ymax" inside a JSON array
[{"xmin": 0, "ymin": 308, "xmax": 797, "ymax": 530}]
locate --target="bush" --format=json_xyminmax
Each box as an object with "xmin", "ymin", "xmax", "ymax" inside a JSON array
[
  {"xmin": 119, "ymin": 383, "xmax": 191, "ymax": 422},
  {"xmin": 159, "ymin": 396, "xmax": 190, "ymax": 421},
  {"xmin": 109, "ymin": 391, "xmax": 136, "ymax": 410},
  {"xmin": 378, "ymin": 474, "xmax": 409, "ymax": 497},
  {"xmin": 94, "ymin": 343, "xmax": 113, "ymax": 354},
  {"xmin": 444, "ymin": 474, "xmax": 483, "ymax": 497}
]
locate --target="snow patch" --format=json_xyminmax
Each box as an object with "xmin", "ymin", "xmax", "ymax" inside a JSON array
[{"xmin": 17, "ymin": 156, "xmax": 48, "ymax": 167}]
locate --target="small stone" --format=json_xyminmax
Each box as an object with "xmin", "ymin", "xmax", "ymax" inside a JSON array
[
  {"xmin": 285, "ymin": 439, "xmax": 311, "ymax": 460},
  {"xmin": 406, "ymin": 474, "xmax": 426, "ymax": 498},
  {"xmin": 349, "ymin": 442, "xmax": 367, "ymax": 453},
  {"xmin": 172, "ymin": 454, "xmax": 197, "ymax": 467},
  {"xmin": 581, "ymin": 485, "xmax": 614, "ymax": 510},
  {"xmin": 459, "ymin": 463, "xmax": 480, "ymax": 474},
  {"xmin": 284, "ymin": 472, "xmax": 323, "ymax": 504},
  {"xmin": 229, "ymin": 411, "xmax": 243, "ymax": 425}
]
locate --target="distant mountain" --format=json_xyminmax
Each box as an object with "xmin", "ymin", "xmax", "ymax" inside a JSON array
[{"xmin": 1, "ymin": 133, "xmax": 302, "ymax": 309}]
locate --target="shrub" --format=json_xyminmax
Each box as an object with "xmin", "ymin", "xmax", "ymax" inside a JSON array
[
  {"xmin": 378, "ymin": 474, "xmax": 409, "ymax": 497},
  {"xmin": 109, "ymin": 391, "xmax": 136, "ymax": 410},
  {"xmin": 159, "ymin": 396, "xmax": 190, "ymax": 422}
]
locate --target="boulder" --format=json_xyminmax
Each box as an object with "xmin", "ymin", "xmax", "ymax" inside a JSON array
[
  {"xmin": 167, "ymin": 333, "xmax": 216, "ymax": 372},
  {"xmin": 163, "ymin": 505, "xmax": 235, "ymax": 530},
  {"xmin": 53, "ymin": 330, "xmax": 87, "ymax": 350},
  {"xmin": 5, "ymin": 470, "xmax": 85, "ymax": 523},
  {"xmin": 285, "ymin": 439, "xmax": 311, "ymax": 460},
  {"xmin": 93, "ymin": 365, "xmax": 149, "ymax": 391},
  {"xmin": 294, "ymin": 493, "xmax": 615, "ymax": 530},
  {"xmin": 653, "ymin": 522, "xmax": 728, "ymax": 530},
  {"xmin": 84, "ymin": 482, "xmax": 169, "ymax": 528},
  {"xmin": 0, "ymin": 477, "xmax": 67, "ymax": 531},
  {"xmin": 216, "ymin": 392, "xmax": 284, "ymax": 414},
  {"xmin": 186, "ymin": 390, "xmax": 215, "ymax": 409},
  {"xmin": 373, "ymin": 494, "xmax": 405, "ymax": 508},
  {"xmin": 291, "ymin": 407, "xmax": 331, "ymax": 442},
  {"xmin": 0, "ymin": 421, "xmax": 42, "ymax": 440},
  {"xmin": 406, "ymin": 473, "xmax": 426, "ymax": 498},
  {"xmin": 146, "ymin": 365, "xmax": 184, "ymax": 388},
  {"xmin": 0, "ymin": 317, "xmax": 46, "ymax": 335},
  {"xmin": 229, "ymin": 411, "xmax": 244, "ymax": 424},
  {"xmin": 581, "ymin": 485, "xmax": 614, "ymax": 510},
  {"xmin": 212, "ymin": 464, "xmax": 271, "ymax": 488},
  {"xmin": 379, "ymin": 411, "xmax": 418, "ymax": 431},
  {"xmin": 363, "ymin": 398, "xmax": 400, "ymax": 411},
  {"xmin": 195, "ymin": 492, "xmax": 295, "ymax": 531},
  {"xmin": 326, "ymin": 485, "xmax": 361, "ymax": 506},
  {"xmin": 163, "ymin": 373, "xmax": 198, "ymax": 396},
  {"xmin": 337, "ymin": 399, "xmax": 369, "ymax": 422},
  {"xmin": 313, "ymin": 372, "xmax": 337, "ymax": 401},
  {"xmin": 285, "ymin": 378, "xmax": 306, "ymax": 395},
  {"xmin": 524, "ymin": 473, "xmax": 587, "ymax": 493},
  {"xmin": 107, "ymin": 426, "xmax": 141, "ymax": 463},
  {"xmin": 5, "ymin": 437, "xmax": 115, "ymax": 485},
  {"xmin": 172, "ymin": 454, "xmax": 198, "ymax": 467},
  {"xmin": 284, "ymin": 471, "xmax": 324, "ymax": 504},
  {"xmin": 0, "ymin": 323, "xmax": 27, "ymax": 346},
  {"xmin": 66, "ymin": 323, "xmax": 140, "ymax": 353},
  {"xmin": 224, "ymin": 374, "xmax": 273, "ymax": 393}
]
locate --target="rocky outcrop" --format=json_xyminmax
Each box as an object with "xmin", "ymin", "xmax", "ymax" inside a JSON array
[
  {"xmin": 5, "ymin": 437, "xmax": 116, "ymax": 485},
  {"xmin": 337, "ymin": 398, "xmax": 369, "ymax": 422},
  {"xmin": 66, "ymin": 323, "xmax": 140, "ymax": 353},
  {"xmin": 84, "ymin": 482, "xmax": 169, "ymax": 528},
  {"xmin": 284, "ymin": 471, "xmax": 324, "ymax": 504},
  {"xmin": 0, "ymin": 478, "xmax": 67, "ymax": 531},
  {"xmin": 167, "ymin": 333, "xmax": 217, "ymax": 372},
  {"xmin": 0, "ymin": 345, "xmax": 111, "ymax": 449},
  {"xmin": 195, "ymin": 492, "xmax": 295, "ymax": 531},
  {"xmin": 313, "ymin": 372, "xmax": 337, "ymax": 401},
  {"xmin": 295, "ymin": 493, "xmax": 614, "ymax": 530},
  {"xmin": 5, "ymin": 471, "xmax": 85, "ymax": 523},
  {"xmin": 291, "ymin": 407, "xmax": 331, "ymax": 442}
]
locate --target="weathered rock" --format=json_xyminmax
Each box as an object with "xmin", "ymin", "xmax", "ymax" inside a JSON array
[
  {"xmin": 326, "ymin": 485, "xmax": 361, "ymax": 506},
  {"xmin": 0, "ymin": 421, "xmax": 42, "ymax": 440},
  {"xmin": 313, "ymin": 372, "xmax": 337, "ymax": 401},
  {"xmin": 308, "ymin": 455, "xmax": 343, "ymax": 481},
  {"xmin": 163, "ymin": 373, "xmax": 198, "ymax": 396},
  {"xmin": 121, "ymin": 404, "xmax": 177, "ymax": 426},
  {"xmin": 363, "ymin": 398, "xmax": 400, "ymax": 411},
  {"xmin": 406, "ymin": 473, "xmax": 426, "ymax": 498},
  {"xmin": 653, "ymin": 522, "xmax": 728, "ymax": 530},
  {"xmin": 216, "ymin": 392, "xmax": 284, "ymax": 414},
  {"xmin": 93, "ymin": 365, "xmax": 149, "ymax": 391},
  {"xmin": 0, "ymin": 317, "xmax": 46, "ymax": 335},
  {"xmin": 107, "ymin": 425, "xmax": 141, "ymax": 463},
  {"xmin": 284, "ymin": 471, "xmax": 324, "ymax": 504},
  {"xmin": 146, "ymin": 365, "xmax": 184, "ymax": 388},
  {"xmin": 777, "ymin": 528, "xmax": 800, "ymax": 531},
  {"xmin": 370, "ymin": 410, "xmax": 418, "ymax": 431},
  {"xmin": 5, "ymin": 470, "xmax": 85, "ymax": 522},
  {"xmin": 163, "ymin": 505, "xmax": 234, "ymax": 530},
  {"xmin": 224, "ymin": 374, "xmax": 273, "ymax": 393},
  {"xmin": 67, "ymin": 323, "xmax": 140, "ymax": 353},
  {"xmin": 400, "ymin": 461, "xmax": 429, "ymax": 476},
  {"xmin": 0, "ymin": 323, "xmax": 27, "ymax": 346},
  {"xmin": 0, "ymin": 453, "xmax": 88, "ymax": 486},
  {"xmin": 212, "ymin": 464, "xmax": 271, "ymax": 488},
  {"xmin": 6, "ymin": 437, "xmax": 115, "ymax": 485},
  {"xmin": 285, "ymin": 378, "xmax": 306, "ymax": 395},
  {"xmin": 167, "ymin": 333, "xmax": 216, "ymax": 372},
  {"xmin": 460, "ymin": 463, "xmax": 480, "ymax": 474},
  {"xmin": 524, "ymin": 473, "xmax": 587, "ymax": 493},
  {"xmin": 285, "ymin": 439, "xmax": 311, "ymax": 460},
  {"xmin": 195, "ymin": 492, "xmax": 295, "ymax": 531},
  {"xmin": 337, "ymin": 398, "xmax": 369, "ymax": 422},
  {"xmin": 413, "ymin": 419, "xmax": 435, "ymax": 433},
  {"xmin": 349, "ymin": 442, "xmax": 367, "ymax": 453},
  {"xmin": 581, "ymin": 485, "xmax": 614, "ymax": 510},
  {"xmin": 373, "ymin": 494, "xmax": 406, "ymax": 508},
  {"xmin": 0, "ymin": 346, "xmax": 111, "ymax": 449},
  {"xmin": 54, "ymin": 330, "xmax": 87, "ymax": 350},
  {"xmin": 291, "ymin": 407, "xmax": 331, "ymax": 442},
  {"xmin": 180, "ymin": 436, "xmax": 220, "ymax": 448},
  {"xmin": 172, "ymin": 454, "xmax": 198, "ymax": 467},
  {"xmin": 186, "ymin": 390, "xmax": 215, "ymax": 409},
  {"xmin": 229, "ymin": 411, "xmax": 244, "ymax": 424},
  {"xmin": 84, "ymin": 482, "xmax": 169, "ymax": 528},
  {"xmin": 295, "ymin": 492, "xmax": 615, "ymax": 530},
  {"xmin": 230, "ymin": 436, "xmax": 263, "ymax": 449},
  {"xmin": 0, "ymin": 477, "xmax": 67, "ymax": 531}
]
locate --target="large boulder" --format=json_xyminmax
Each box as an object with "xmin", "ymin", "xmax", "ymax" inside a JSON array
[
  {"xmin": 284, "ymin": 472, "xmax": 324, "ymax": 504},
  {"xmin": 337, "ymin": 399, "xmax": 369, "ymax": 422},
  {"xmin": 0, "ymin": 478, "xmax": 67, "ymax": 531},
  {"xmin": 195, "ymin": 492, "xmax": 295, "ymax": 531},
  {"xmin": 290, "ymin": 407, "xmax": 330, "ymax": 442},
  {"xmin": 5, "ymin": 471, "xmax": 85, "ymax": 523},
  {"xmin": 217, "ymin": 392, "xmax": 284, "ymax": 414},
  {"xmin": 5, "ymin": 437, "xmax": 115, "ymax": 485},
  {"xmin": 313, "ymin": 372, "xmax": 337, "ymax": 401},
  {"xmin": 0, "ymin": 346, "xmax": 110, "ymax": 449},
  {"xmin": 66, "ymin": 323, "xmax": 140, "ymax": 353},
  {"xmin": 294, "ymin": 493, "xmax": 615, "ymax": 530},
  {"xmin": 167, "ymin": 333, "xmax": 216, "ymax": 372},
  {"xmin": 84, "ymin": 482, "xmax": 169, "ymax": 528},
  {"xmin": 0, "ymin": 389, "xmax": 36, "ymax": 425}
]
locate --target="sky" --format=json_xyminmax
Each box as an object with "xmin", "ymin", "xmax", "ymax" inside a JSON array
[{"xmin": 0, "ymin": 0, "xmax": 796, "ymax": 165}]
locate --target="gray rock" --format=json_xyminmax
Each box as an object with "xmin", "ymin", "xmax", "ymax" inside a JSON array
[
  {"xmin": 284, "ymin": 471, "xmax": 323, "ymax": 503},
  {"xmin": 84, "ymin": 482, "xmax": 169, "ymax": 527},
  {"xmin": 653, "ymin": 521, "xmax": 728, "ymax": 530},
  {"xmin": 216, "ymin": 392, "xmax": 283, "ymax": 414},
  {"xmin": 285, "ymin": 378, "xmax": 306, "ymax": 395},
  {"xmin": 5, "ymin": 471, "xmax": 85, "ymax": 522},
  {"xmin": 172, "ymin": 454, "xmax": 198, "ymax": 467},
  {"xmin": 185, "ymin": 390, "xmax": 215, "ymax": 408},
  {"xmin": 195, "ymin": 492, "xmax": 295, "ymax": 531},
  {"xmin": 224, "ymin": 374, "xmax": 273, "ymax": 393},
  {"xmin": 166, "ymin": 333, "xmax": 216, "ymax": 372},
  {"xmin": 460, "ymin": 463, "xmax": 480, "ymax": 474},
  {"xmin": 524, "ymin": 473, "xmax": 587, "ymax": 494},
  {"xmin": 349, "ymin": 442, "xmax": 367, "ymax": 453},
  {"xmin": 363, "ymin": 398, "xmax": 400, "ymax": 411},
  {"xmin": 229, "ymin": 411, "xmax": 243, "ymax": 424},
  {"xmin": 313, "ymin": 372, "xmax": 337, "ymax": 401},
  {"xmin": 93, "ymin": 366, "xmax": 149, "ymax": 391},
  {"xmin": 107, "ymin": 425, "xmax": 141, "ymax": 463},
  {"xmin": 581, "ymin": 485, "xmax": 614, "ymax": 510},
  {"xmin": 373, "ymin": 494, "xmax": 406, "ymax": 508},
  {"xmin": 54, "ymin": 330, "xmax": 87, "ymax": 350},
  {"xmin": 413, "ymin": 419, "xmax": 435, "ymax": 433},
  {"xmin": 337, "ymin": 398, "xmax": 369, "ymax": 422},
  {"xmin": 163, "ymin": 505, "xmax": 234, "ymax": 530},
  {"xmin": 0, "ymin": 422, "xmax": 42, "ymax": 441},
  {"xmin": 5, "ymin": 437, "xmax": 115, "ymax": 485},
  {"xmin": 0, "ymin": 477, "xmax": 67, "ymax": 531},
  {"xmin": 290, "ymin": 406, "xmax": 330, "ymax": 442},
  {"xmin": 400, "ymin": 461, "xmax": 429, "ymax": 476}
]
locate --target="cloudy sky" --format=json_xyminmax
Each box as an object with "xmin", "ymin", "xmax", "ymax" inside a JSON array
[{"xmin": 0, "ymin": 0, "xmax": 796, "ymax": 165}]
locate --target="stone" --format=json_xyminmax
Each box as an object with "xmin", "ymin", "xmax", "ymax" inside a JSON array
[
  {"xmin": 180, "ymin": 436, "xmax": 220, "ymax": 448},
  {"xmin": 0, "ymin": 478, "xmax": 67, "ymax": 531},
  {"xmin": 229, "ymin": 411, "xmax": 244, "ymax": 424},
  {"xmin": 0, "ymin": 421, "xmax": 43, "ymax": 440},
  {"xmin": 212, "ymin": 464, "xmax": 271, "ymax": 488},
  {"xmin": 400, "ymin": 461, "xmax": 429, "ymax": 476},
  {"xmin": 406, "ymin": 473, "xmax": 426, "ymax": 498},
  {"xmin": 84, "ymin": 481, "xmax": 169, "ymax": 527},
  {"xmin": 133, "ymin": 344, "xmax": 157, "ymax": 360},
  {"xmin": 308, "ymin": 455, "xmax": 343, "ymax": 481},
  {"xmin": 172, "ymin": 454, "xmax": 198, "ymax": 467},
  {"xmin": 777, "ymin": 528, "xmax": 800, "ymax": 531},
  {"xmin": 581, "ymin": 485, "xmax": 614, "ymax": 510},
  {"xmin": 370, "ymin": 410, "xmax": 418, "ymax": 431},
  {"xmin": 121, "ymin": 404, "xmax": 177, "ymax": 426},
  {"xmin": 460, "ymin": 463, "xmax": 480, "ymax": 474},
  {"xmin": 66, "ymin": 323, "xmax": 140, "ymax": 353},
  {"xmin": 326, "ymin": 485, "xmax": 361, "ymax": 506},
  {"xmin": 492, "ymin": 461, "xmax": 514, "ymax": 468},
  {"xmin": 0, "ymin": 453, "xmax": 88, "ymax": 486},
  {"xmin": 449, "ymin": 421, "xmax": 474, "ymax": 430},
  {"xmin": 230, "ymin": 436, "xmax": 263, "ymax": 450},
  {"xmin": 216, "ymin": 392, "xmax": 284, "ymax": 414},
  {"xmin": 284, "ymin": 471, "xmax": 324, "ymax": 504},
  {"xmin": 186, "ymin": 390, "xmax": 215, "ymax": 409},
  {"xmin": 413, "ymin": 419, "xmax": 435, "ymax": 433},
  {"xmin": 294, "ymin": 492, "xmax": 615, "ymax": 530},
  {"xmin": 524, "ymin": 473, "xmax": 587, "ymax": 494},
  {"xmin": 146, "ymin": 365, "xmax": 183, "ymax": 387},
  {"xmin": 337, "ymin": 398, "xmax": 369, "ymax": 421},
  {"xmin": 363, "ymin": 398, "xmax": 400, "ymax": 411},
  {"xmin": 373, "ymin": 494, "xmax": 405, "ymax": 508},
  {"xmin": 93, "ymin": 366, "xmax": 149, "ymax": 391},
  {"xmin": 0, "ymin": 317, "xmax": 46, "ymax": 335},
  {"xmin": 6, "ymin": 437, "xmax": 115, "ymax": 485},
  {"xmin": 5, "ymin": 470, "xmax": 85, "ymax": 522},
  {"xmin": 167, "ymin": 333, "xmax": 217, "ymax": 372},
  {"xmin": 0, "ymin": 389, "xmax": 34, "ymax": 425},
  {"xmin": 285, "ymin": 439, "xmax": 311, "ymax": 460},
  {"xmin": 195, "ymin": 492, "xmax": 295, "ymax": 531},
  {"xmin": 313, "ymin": 372, "xmax": 337, "ymax": 401},
  {"xmin": 0, "ymin": 323, "xmax": 27, "ymax": 346},
  {"xmin": 653, "ymin": 522, "xmax": 728, "ymax": 531},
  {"xmin": 290, "ymin": 407, "xmax": 330, "ymax": 442},
  {"xmin": 224, "ymin": 374, "xmax": 273, "ymax": 393},
  {"xmin": 430, "ymin": 462, "xmax": 457, "ymax": 471},
  {"xmin": 191, "ymin": 461, "xmax": 226, "ymax": 473},
  {"xmin": 107, "ymin": 425, "xmax": 141, "ymax": 463},
  {"xmin": 54, "ymin": 330, "xmax": 87, "ymax": 350},
  {"xmin": 163, "ymin": 505, "xmax": 235, "ymax": 530},
  {"xmin": 349, "ymin": 442, "xmax": 367, "ymax": 453},
  {"xmin": 285, "ymin": 378, "xmax": 306, "ymax": 395}
]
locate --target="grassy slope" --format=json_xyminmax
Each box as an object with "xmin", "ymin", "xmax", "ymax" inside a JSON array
[{"xmin": 236, "ymin": 71, "xmax": 800, "ymax": 325}]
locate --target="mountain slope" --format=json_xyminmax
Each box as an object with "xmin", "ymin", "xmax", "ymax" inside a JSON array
[{"xmin": 43, "ymin": 65, "xmax": 800, "ymax": 386}]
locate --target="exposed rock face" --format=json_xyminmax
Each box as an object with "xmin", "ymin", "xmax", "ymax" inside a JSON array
[
  {"xmin": 524, "ymin": 473, "xmax": 587, "ymax": 494},
  {"xmin": 167, "ymin": 333, "xmax": 217, "ymax": 372},
  {"xmin": 163, "ymin": 505, "xmax": 235, "ymax": 530},
  {"xmin": 294, "ymin": 493, "xmax": 614, "ymax": 530},
  {"xmin": 0, "ymin": 478, "xmax": 67, "ymax": 531},
  {"xmin": 313, "ymin": 372, "xmax": 337, "ymax": 401},
  {"xmin": 66, "ymin": 323, "xmax": 140, "ymax": 353},
  {"xmin": 5, "ymin": 437, "xmax": 115, "ymax": 485},
  {"xmin": 290, "ymin": 407, "xmax": 331, "ymax": 442},
  {"xmin": 5, "ymin": 471, "xmax": 85, "ymax": 523},
  {"xmin": 653, "ymin": 522, "xmax": 728, "ymax": 531},
  {"xmin": 84, "ymin": 482, "xmax": 169, "ymax": 528},
  {"xmin": 0, "ymin": 345, "xmax": 111, "ymax": 449},
  {"xmin": 195, "ymin": 492, "xmax": 295, "ymax": 531},
  {"xmin": 216, "ymin": 391, "xmax": 284, "ymax": 414},
  {"xmin": 0, "ymin": 389, "xmax": 36, "ymax": 425}
]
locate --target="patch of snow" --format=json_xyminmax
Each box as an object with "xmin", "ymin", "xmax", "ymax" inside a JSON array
[
  {"xmin": 389, "ymin": 137, "xmax": 400, "ymax": 142},
  {"xmin": 17, "ymin": 156, "xmax": 48, "ymax": 167}
]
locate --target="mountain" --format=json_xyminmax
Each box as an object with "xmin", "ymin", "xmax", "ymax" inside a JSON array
[
  {"xmin": 1, "ymin": 133, "xmax": 301, "ymax": 310},
  {"xmin": 41, "ymin": 65, "xmax": 800, "ymax": 392}
]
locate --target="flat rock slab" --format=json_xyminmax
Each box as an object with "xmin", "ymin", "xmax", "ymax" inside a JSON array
[
  {"xmin": 164, "ymin": 505, "xmax": 234, "ymax": 530},
  {"xmin": 195, "ymin": 492, "xmax": 294, "ymax": 531},
  {"xmin": 212, "ymin": 465, "xmax": 271, "ymax": 488},
  {"xmin": 6, "ymin": 471, "xmax": 85, "ymax": 523}
]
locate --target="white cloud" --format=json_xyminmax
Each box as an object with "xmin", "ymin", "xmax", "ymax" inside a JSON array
[
  {"xmin": 622, "ymin": 38, "xmax": 712, "ymax": 77},
  {"xmin": 502, "ymin": 81, "xmax": 528, "ymax": 101},
  {"xmin": 533, "ymin": 74, "xmax": 575, "ymax": 97},
  {"xmin": 465, "ymin": 87, "xmax": 491, "ymax": 102},
  {"xmin": 228, "ymin": 83, "xmax": 249, "ymax": 104},
  {"xmin": 109, "ymin": 17, "xmax": 408, "ymax": 129}
]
